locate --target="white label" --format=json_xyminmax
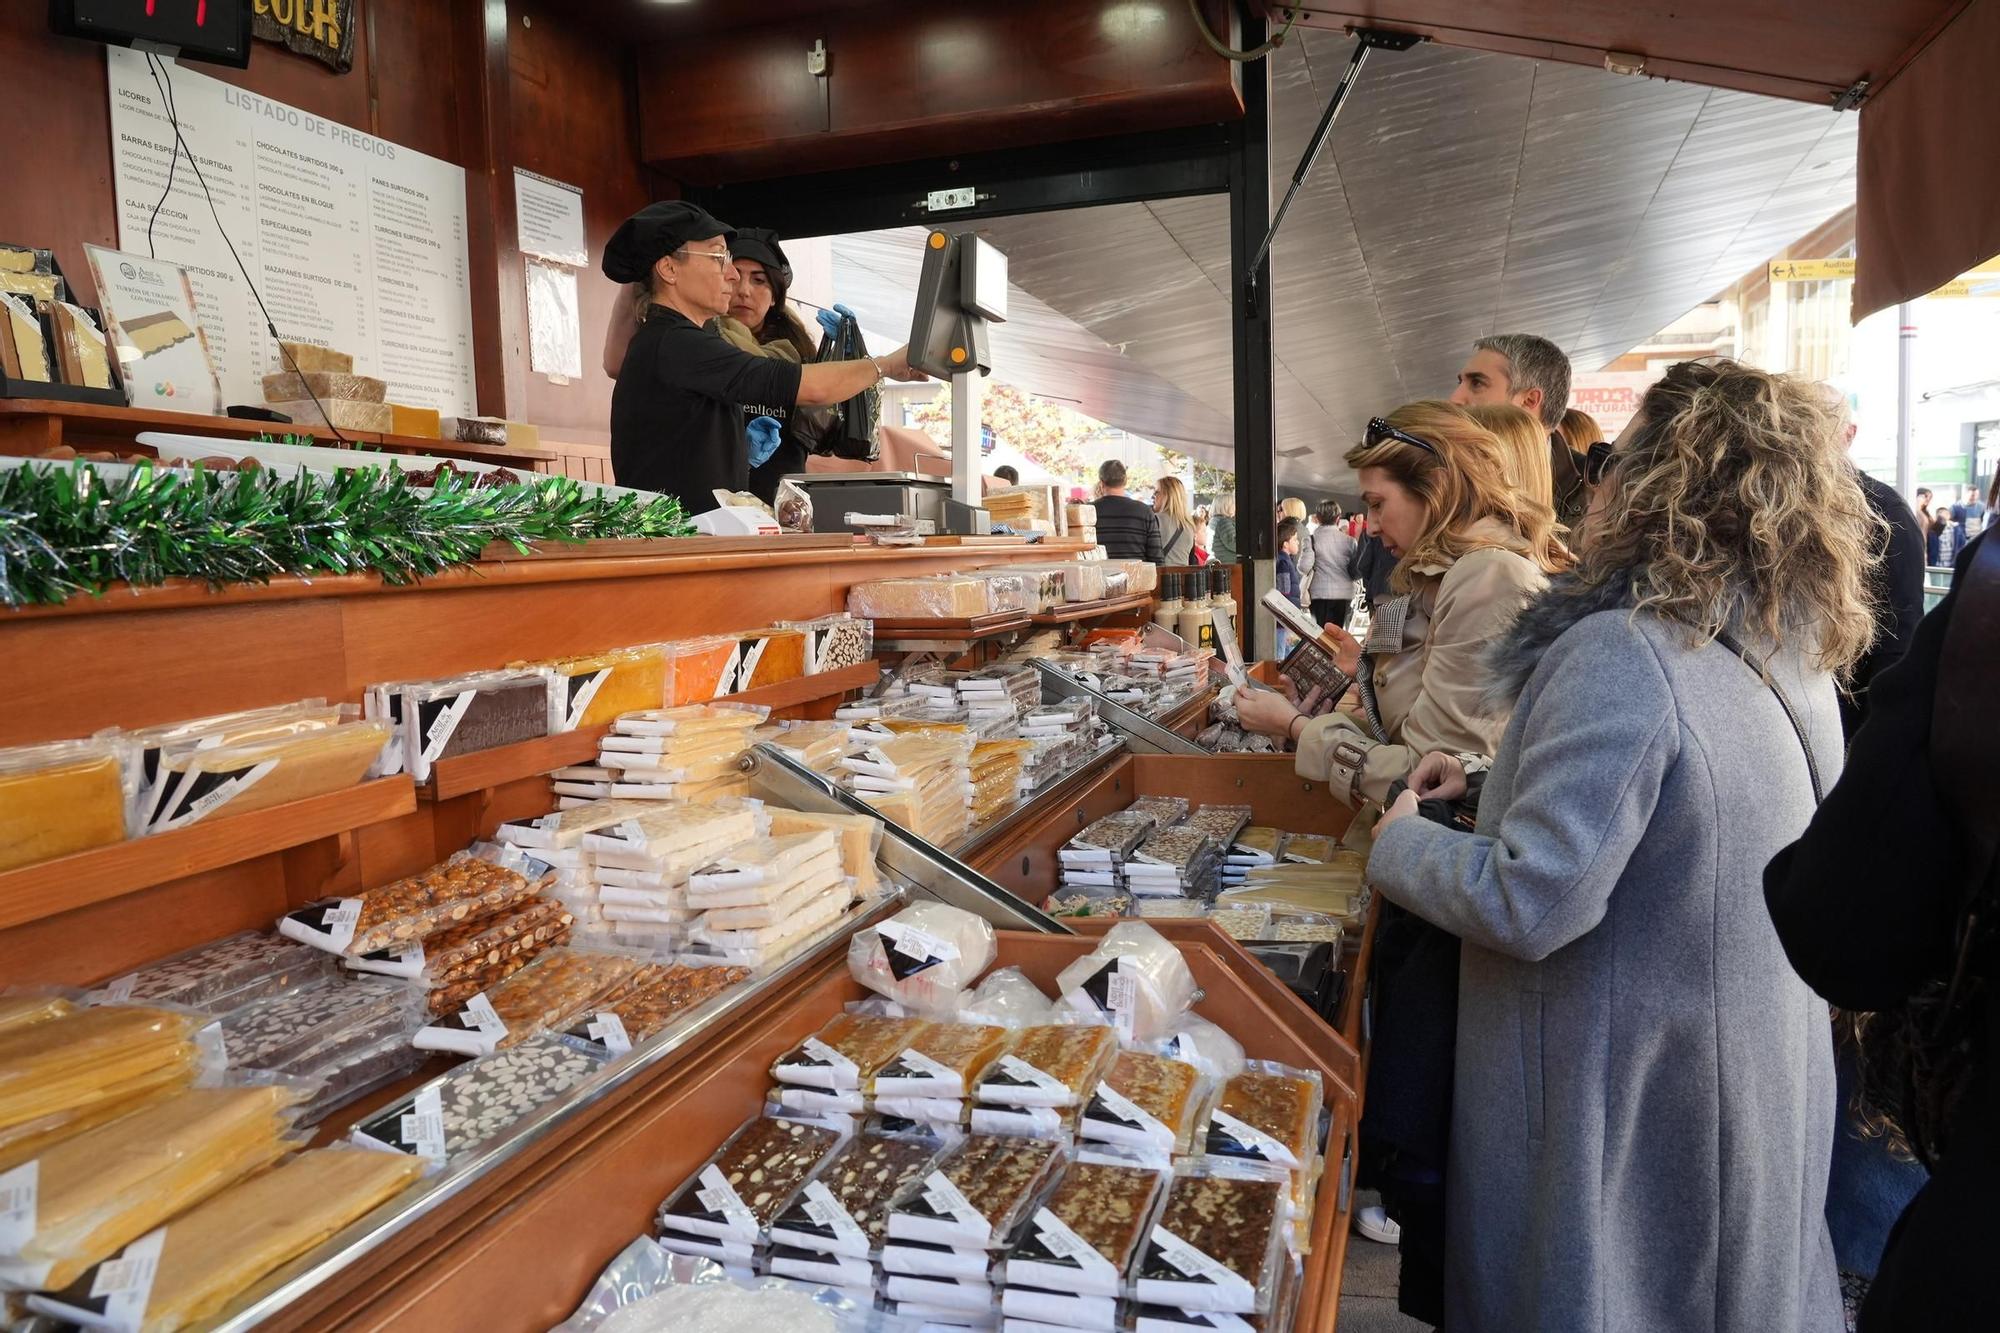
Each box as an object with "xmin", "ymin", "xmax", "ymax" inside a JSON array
[
  {"xmin": 890, "ymin": 1047, "xmax": 957, "ymax": 1082},
  {"xmin": 564, "ymin": 668, "xmax": 612, "ymax": 729},
  {"xmin": 732, "ymin": 639, "xmax": 769, "ymax": 695},
  {"xmin": 402, "ymin": 1086, "xmax": 447, "ymax": 1167},
  {"xmin": 1106, "ymin": 967, "xmax": 1140, "ymax": 1042},
  {"xmin": 88, "ymin": 1226, "xmax": 165, "ymax": 1332},
  {"xmin": 421, "ymin": 691, "xmax": 480, "ymax": 764},
  {"xmin": 0, "ymin": 1161, "xmax": 36, "ymax": 1251},
  {"xmin": 696, "ymin": 1163, "xmax": 759, "ymax": 1234},
  {"xmin": 164, "ymin": 759, "xmax": 277, "ymax": 831},
  {"xmin": 194, "ymin": 1021, "xmax": 226, "ymax": 1071},
  {"xmin": 1151, "ymin": 1224, "xmax": 1255, "ymax": 1300},
  {"xmin": 801, "ymin": 1180, "xmax": 871, "ymax": 1250},
  {"xmin": 1208, "ymin": 1108, "xmax": 1300, "ymax": 1169},
  {"xmin": 800, "ymin": 1036, "xmax": 858, "ymax": 1079},
  {"xmin": 877, "ymin": 919, "xmax": 960, "ymax": 963},
  {"xmin": 463, "ymin": 992, "xmax": 508, "ymax": 1039},
  {"xmin": 322, "ymin": 898, "xmax": 363, "ymax": 954},
  {"xmin": 1028, "ymin": 1207, "xmax": 1119, "ymax": 1280},
  {"xmin": 1090, "ymin": 1082, "xmax": 1170, "ymax": 1144},
  {"xmin": 995, "ymin": 1054, "xmax": 1068, "ymax": 1096},
  {"xmin": 927, "ymin": 187, "xmax": 976, "ymax": 212},
  {"xmin": 918, "ymin": 1169, "xmax": 990, "ymax": 1242},
  {"xmin": 102, "ymin": 974, "xmax": 137, "ymax": 1003},
  {"xmin": 587, "ymin": 1012, "xmax": 632, "ymax": 1055}
]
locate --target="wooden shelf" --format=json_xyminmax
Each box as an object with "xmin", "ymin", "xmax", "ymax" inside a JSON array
[
  {"xmin": 0, "ymin": 776, "xmax": 416, "ymax": 931},
  {"xmin": 870, "ymin": 611, "xmax": 1031, "ymax": 650},
  {"xmin": 714, "ymin": 659, "xmax": 881, "ymax": 711},
  {"xmin": 1027, "ymin": 591, "xmax": 1155, "ymax": 625},
  {"xmin": 0, "ymin": 399, "xmax": 559, "ymax": 467},
  {"xmin": 419, "ymin": 729, "xmax": 608, "ymax": 801}
]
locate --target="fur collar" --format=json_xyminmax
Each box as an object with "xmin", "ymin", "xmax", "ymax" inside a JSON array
[{"xmin": 1480, "ymin": 569, "xmax": 1641, "ymax": 713}]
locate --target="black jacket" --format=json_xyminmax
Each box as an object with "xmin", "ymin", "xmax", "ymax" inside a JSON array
[
  {"xmin": 1766, "ymin": 532, "xmax": 1997, "ymax": 1331},
  {"xmin": 1093, "ymin": 493, "xmax": 1162, "ymax": 562},
  {"xmin": 1842, "ymin": 468, "xmax": 1928, "ymax": 737},
  {"xmin": 1348, "ymin": 533, "xmax": 1397, "ymax": 605}
]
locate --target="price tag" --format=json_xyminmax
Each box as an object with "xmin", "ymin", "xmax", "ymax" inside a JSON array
[
  {"xmin": 800, "ymin": 1181, "xmax": 870, "ymax": 1252},
  {"xmin": 564, "ymin": 668, "xmax": 612, "ymax": 730},
  {"xmin": 420, "ymin": 691, "xmax": 479, "ymax": 763},
  {"xmin": 0, "ymin": 1161, "xmax": 36, "ymax": 1251},
  {"xmin": 400, "ymin": 1086, "xmax": 447, "ymax": 1166},
  {"xmin": 993, "ymin": 1054, "xmax": 1069, "ymax": 1097},
  {"xmin": 695, "ymin": 1163, "xmax": 759, "ymax": 1237},
  {"xmin": 322, "ymin": 897, "xmax": 363, "ymax": 951},
  {"xmin": 1150, "ymin": 1224, "xmax": 1255, "ymax": 1302},
  {"xmin": 877, "ymin": 919, "xmax": 959, "ymax": 963},
  {"xmin": 91, "ymin": 1227, "xmax": 166, "ymax": 1321},
  {"xmin": 587, "ymin": 1012, "xmax": 632, "ymax": 1055},
  {"xmin": 463, "ymin": 992, "xmax": 508, "ymax": 1040},
  {"xmin": 101, "ymin": 974, "xmax": 137, "ymax": 1003},
  {"xmin": 918, "ymin": 1169, "xmax": 991, "ymax": 1243},
  {"xmin": 1087, "ymin": 1081, "xmax": 1173, "ymax": 1149},
  {"xmin": 888, "ymin": 1047, "xmax": 956, "ymax": 1083},
  {"xmin": 1026, "ymin": 1207, "xmax": 1119, "ymax": 1281},
  {"xmin": 1207, "ymin": 1108, "xmax": 1300, "ymax": 1169}
]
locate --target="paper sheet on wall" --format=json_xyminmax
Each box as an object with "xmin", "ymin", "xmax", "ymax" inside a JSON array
[
  {"xmin": 525, "ymin": 260, "xmax": 582, "ymax": 381},
  {"xmin": 105, "ymin": 48, "xmax": 477, "ymax": 416},
  {"xmin": 514, "ymin": 170, "xmax": 587, "ymax": 266}
]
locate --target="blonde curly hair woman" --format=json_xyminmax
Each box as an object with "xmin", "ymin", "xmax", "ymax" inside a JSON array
[{"xmin": 1368, "ymin": 360, "xmax": 1878, "ymax": 1333}]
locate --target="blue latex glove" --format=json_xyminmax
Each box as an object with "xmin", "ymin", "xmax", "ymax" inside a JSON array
[
  {"xmin": 815, "ymin": 302, "xmax": 857, "ymax": 342},
  {"xmin": 746, "ymin": 415, "xmax": 783, "ymax": 468}
]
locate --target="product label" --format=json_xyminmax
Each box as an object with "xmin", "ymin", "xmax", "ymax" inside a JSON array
[
  {"xmin": 1150, "ymin": 1225, "xmax": 1255, "ymax": 1302},
  {"xmin": 1023, "ymin": 1206, "xmax": 1119, "ymax": 1281},
  {"xmin": 90, "ymin": 1226, "xmax": 166, "ymax": 1330},
  {"xmin": 800, "ymin": 1180, "xmax": 870, "ymax": 1251},
  {"xmin": 321, "ymin": 897, "xmax": 363, "ymax": 951},
  {"xmin": 1207, "ymin": 1109, "xmax": 1300, "ymax": 1169},
  {"xmin": 883, "ymin": 1047, "xmax": 956, "ymax": 1084},
  {"xmin": 101, "ymin": 974, "xmax": 138, "ymax": 1004},
  {"xmin": 1087, "ymin": 1082, "xmax": 1171, "ymax": 1147},
  {"xmin": 733, "ymin": 639, "xmax": 769, "ymax": 694},
  {"xmin": 563, "ymin": 668, "xmax": 612, "ymax": 730},
  {"xmin": 991, "ymin": 1054, "xmax": 1069, "ymax": 1097},
  {"xmin": 150, "ymin": 759, "xmax": 278, "ymax": 833},
  {"xmin": 917, "ymin": 1170, "xmax": 990, "ymax": 1242},
  {"xmin": 194, "ymin": 1021, "xmax": 227, "ymax": 1072},
  {"xmin": 796, "ymin": 1036, "xmax": 858, "ymax": 1078},
  {"xmin": 696, "ymin": 1163, "xmax": 759, "ymax": 1235},
  {"xmin": 587, "ymin": 1012, "xmax": 632, "ymax": 1055},
  {"xmin": 418, "ymin": 690, "xmax": 480, "ymax": 765},
  {"xmin": 0, "ymin": 1161, "xmax": 36, "ymax": 1251},
  {"xmin": 875, "ymin": 919, "xmax": 958, "ymax": 981},
  {"xmin": 463, "ymin": 992, "xmax": 508, "ymax": 1040},
  {"xmin": 400, "ymin": 1086, "xmax": 447, "ymax": 1167}
]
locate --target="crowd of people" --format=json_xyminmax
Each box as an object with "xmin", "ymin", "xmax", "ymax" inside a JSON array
[{"xmin": 1225, "ymin": 335, "xmax": 1993, "ymax": 1332}]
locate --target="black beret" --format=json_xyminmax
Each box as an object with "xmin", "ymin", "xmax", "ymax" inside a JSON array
[
  {"xmin": 730, "ymin": 228, "xmax": 793, "ymax": 286},
  {"xmin": 601, "ymin": 201, "xmax": 735, "ymax": 284}
]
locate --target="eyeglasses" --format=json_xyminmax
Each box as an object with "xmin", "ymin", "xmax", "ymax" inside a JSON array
[
  {"xmin": 1364, "ymin": 417, "xmax": 1443, "ymax": 460},
  {"xmin": 677, "ymin": 249, "xmax": 734, "ymax": 271}
]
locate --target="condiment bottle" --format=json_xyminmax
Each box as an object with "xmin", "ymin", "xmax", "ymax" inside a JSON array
[
  {"xmin": 1153, "ymin": 572, "xmax": 1183, "ymax": 633},
  {"xmin": 1176, "ymin": 570, "xmax": 1212, "ymax": 648}
]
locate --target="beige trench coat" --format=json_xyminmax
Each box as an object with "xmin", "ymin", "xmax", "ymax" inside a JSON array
[{"xmin": 1295, "ymin": 518, "xmax": 1546, "ymax": 805}]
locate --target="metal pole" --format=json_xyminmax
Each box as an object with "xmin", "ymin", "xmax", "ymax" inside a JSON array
[
  {"xmin": 1896, "ymin": 302, "xmax": 1917, "ymax": 500},
  {"xmin": 952, "ymin": 369, "xmax": 983, "ymax": 508},
  {"xmin": 1249, "ymin": 42, "xmax": 1371, "ymax": 279},
  {"xmin": 1228, "ymin": 7, "xmax": 1276, "ymax": 656}
]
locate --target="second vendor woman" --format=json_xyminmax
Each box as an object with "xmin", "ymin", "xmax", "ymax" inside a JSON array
[{"xmin": 601, "ymin": 201, "xmax": 920, "ymax": 514}]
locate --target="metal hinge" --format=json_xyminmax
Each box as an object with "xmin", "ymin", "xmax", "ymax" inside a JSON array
[
  {"xmin": 1831, "ymin": 79, "xmax": 1870, "ymax": 112},
  {"xmin": 807, "ymin": 39, "xmax": 828, "ymax": 76}
]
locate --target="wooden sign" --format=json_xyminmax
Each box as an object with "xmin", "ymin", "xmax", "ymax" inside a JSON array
[{"xmin": 252, "ymin": 0, "xmax": 356, "ymax": 73}]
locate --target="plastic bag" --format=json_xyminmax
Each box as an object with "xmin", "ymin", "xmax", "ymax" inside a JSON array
[
  {"xmin": 775, "ymin": 477, "xmax": 814, "ymax": 533},
  {"xmin": 1133, "ymin": 1158, "xmax": 1293, "ymax": 1315},
  {"xmin": 1002, "ymin": 1147, "xmax": 1170, "ymax": 1299},
  {"xmin": 954, "ymin": 968, "xmax": 1056, "ymax": 1030},
  {"xmin": 552, "ymin": 1243, "xmax": 882, "ymax": 1333},
  {"xmin": 848, "ymin": 903, "xmax": 996, "ymax": 1016},
  {"xmin": 657, "ymin": 1109, "xmax": 849, "ymax": 1245},
  {"xmin": 885, "ymin": 1132, "xmax": 1064, "ymax": 1250},
  {"xmin": 0, "ymin": 736, "xmax": 134, "ymax": 871},
  {"xmin": 1158, "ymin": 1012, "xmax": 1246, "ymax": 1084},
  {"xmin": 1055, "ymin": 921, "xmax": 1199, "ymax": 1043},
  {"xmin": 812, "ymin": 309, "xmax": 879, "ymax": 462}
]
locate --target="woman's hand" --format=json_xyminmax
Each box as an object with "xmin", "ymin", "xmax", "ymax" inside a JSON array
[
  {"xmin": 1233, "ymin": 683, "xmax": 1303, "ymax": 741},
  {"xmin": 1409, "ymin": 751, "xmax": 1468, "ymax": 802},
  {"xmin": 876, "ymin": 345, "xmax": 927, "ymax": 382},
  {"xmin": 1275, "ymin": 673, "xmax": 1327, "ymax": 715},
  {"xmin": 1321, "ymin": 623, "xmax": 1363, "ymax": 677},
  {"xmin": 1378, "ymin": 787, "xmax": 1421, "ymax": 833}
]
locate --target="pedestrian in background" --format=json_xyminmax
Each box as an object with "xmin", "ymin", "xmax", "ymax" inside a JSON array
[{"xmin": 1308, "ymin": 499, "xmax": 1358, "ymax": 630}]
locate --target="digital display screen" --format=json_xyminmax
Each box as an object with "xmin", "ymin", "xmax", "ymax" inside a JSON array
[{"xmin": 53, "ymin": 0, "xmax": 253, "ymax": 68}]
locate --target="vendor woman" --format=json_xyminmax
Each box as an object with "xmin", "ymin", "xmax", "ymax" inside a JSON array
[{"xmin": 601, "ymin": 201, "xmax": 919, "ymax": 513}]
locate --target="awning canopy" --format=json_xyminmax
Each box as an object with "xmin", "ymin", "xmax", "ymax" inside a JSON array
[{"xmin": 1270, "ymin": 2, "xmax": 1998, "ymax": 317}]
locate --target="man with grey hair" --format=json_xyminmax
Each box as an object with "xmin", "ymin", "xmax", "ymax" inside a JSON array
[{"xmin": 1449, "ymin": 333, "xmax": 1586, "ymax": 524}]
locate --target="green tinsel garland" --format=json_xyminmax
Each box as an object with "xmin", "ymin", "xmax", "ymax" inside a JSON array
[{"xmin": 0, "ymin": 461, "xmax": 693, "ymax": 609}]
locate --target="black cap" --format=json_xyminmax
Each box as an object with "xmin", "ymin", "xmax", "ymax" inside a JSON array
[
  {"xmin": 601, "ymin": 201, "xmax": 734, "ymax": 284},
  {"xmin": 730, "ymin": 228, "xmax": 793, "ymax": 286}
]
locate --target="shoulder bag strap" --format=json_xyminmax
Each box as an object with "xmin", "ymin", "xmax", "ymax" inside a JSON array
[
  {"xmin": 1933, "ymin": 535, "xmax": 2000, "ymax": 865},
  {"xmin": 1714, "ymin": 630, "xmax": 1825, "ymax": 804}
]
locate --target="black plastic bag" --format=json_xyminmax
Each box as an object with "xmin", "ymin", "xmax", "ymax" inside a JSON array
[{"xmin": 812, "ymin": 310, "xmax": 880, "ymax": 461}]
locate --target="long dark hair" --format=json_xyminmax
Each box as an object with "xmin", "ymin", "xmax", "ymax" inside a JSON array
[{"xmin": 751, "ymin": 263, "xmax": 818, "ymax": 362}]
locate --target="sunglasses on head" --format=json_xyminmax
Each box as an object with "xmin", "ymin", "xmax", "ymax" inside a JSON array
[{"xmin": 1365, "ymin": 417, "xmax": 1443, "ymax": 459}]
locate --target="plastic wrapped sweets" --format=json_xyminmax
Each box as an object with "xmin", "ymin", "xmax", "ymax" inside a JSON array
[
  {"xmin": 772, "ymin": 1010, "xmax": 933, "ymax": 1093},
  {"xmin": 398, "ymin": 671, "xmax": 555, "ymax": 783},
  {"xmin": 1081, "ymin": 1049, "xmax": 1206, "ymax": 1157},
  {"xmin": 96, "ymin": 931, "xmax": 331, "ymax": 1012},
  {"xmin": 217, "ymin": 976, "xmax": 423, "ymax": 1075},
  {"xmin": 417, "ymin": 947, "xmax": 642, "ymax": 1056},
  {"xmin": 1202, "ymin": 1063, "xmax": 1324, "ymax": 1204},
  {"xmin": 1002, "ymin": 1150, "xmax": 1169, "ymax": 1307},
  {"xmin": 145, "ymin": 715, "xmax": 389, "ymax": 832},
  {"xmin": 848, "ymin": 902, "xmax": 997, "ymax": 1016},
  {"xmin": 344, "ymin": 895, "xmax": 572, "ymax": 981},
  {"xmin": 495, "ymin": 798, "xmax": 661, "ymax": 851},
  {"xmin": 0, "ymin": 1005, "xmax": 210, "ymax": 1147},
  {"xmin": 1056, "ymin": 921, "xmax": 1199, "ymax": 1043},
  {"xmin": 0, "ymin": 1085, "xmax": 304, "ymax": 1291},
  {"xmin": 768, "ymin": 1122, "xmax": 951, "ymax": 1258},
  {"xmin": 535, "ymin": 646, "xmax": 670, "ymax": 731},
  {"xmin": 564, "ymin": 962, "xmax": 751, "ymax": 1049},
  {"xmin": 658, "ymin": 1111, "xmax": 847, "ymax": 1246},
  {"xmin": 0, "ymin": 737, "xmax": 134, "ymax": 872},
  {"xmin": 1134, "ymin": 1160, "xmax": 1292, "ymax": 1314},
  {"xmin": 886, "ymin": 1133, "xmax": 1063, "ymax": 1249},
  {"xmin": 280, "ymin": 844, "xmax": 549, "ymax": 957},
  {"xmin": 24, "ymin": 1147, "xmax": 423, "ymax": 1333},
  {"xmin": 873, "ymin": 1021, "xmax": 1010, "ymax": 1101},
  {"xmin": 973, "ymin": 1025, "xmax": 1118, "ymax": 1110},
  {"xmin": 581, "ymin": 802, "xmax": 766, "ymax": 874},
  {"xmin": 554, "ymin": 1242, "xmax": 870, "ymax": 1333},
  {"xmin": 351, "ymin": 1034, "xmax": 605, "ymax": 1165},
  {"xmin": 765, "ymin": 808, "xmax": 880, "ymax": 896},
  {"xmin": 120, "ymin": 700, "xmax": 342, "ymax": 830}
]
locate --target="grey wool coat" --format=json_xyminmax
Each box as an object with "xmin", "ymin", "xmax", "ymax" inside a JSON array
[{"xmin": 1365, "ymin": 571, "xmax": 1846, "ymax": 1333}]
